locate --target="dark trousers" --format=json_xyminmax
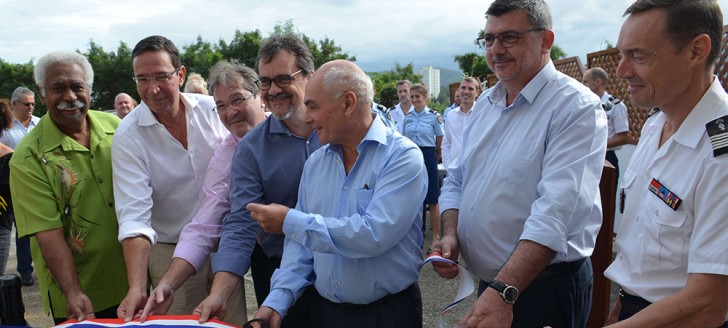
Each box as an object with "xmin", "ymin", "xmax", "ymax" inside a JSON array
[
  {"xmin": 250, "ymin": 243, "xmax": 278, "ymax": 307},
  {"xmin": 618, "ymin": 290, "xmax": 728, "ymax": 327},
  {"xmin": 52, "ymin": 305, "xmax": 118, "ymax": 325},
  {"xmin": 478, "ymin": 258, "xmax": 593, "ymax": 328},
  {"xmin": 606, "ymin": 150, "xmax": 620, "ymax": 187},
  {"xmin": 12, "ymin": 215, "xmax": 32, "ymax": 275},
  {"xmin": 311, "ymin": 283, "xmax": 422, "ymax": 328},
  {"xmin": 249, "ymin": 243, "xmax": 313, "ymax": 328}
]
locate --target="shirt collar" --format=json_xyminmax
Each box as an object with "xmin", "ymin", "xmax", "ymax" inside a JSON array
[
  {"xmin": 672, "ymin": 77, "xmax": 727, "ymax": 149},
  {"xmin": 487, "ymin": 61, "xmax": 555, "ymax": 106},
  {"xmin": 11, "ymin": 116, "xmax": 40, "ymax": 128},
  {"xmin": 137, "ymin": 93, "xmax": 198, "ymax": 127},
  {"xmin": 39, "ymin": 111, "xmax": 115, "ymax": 152},
  {"xmin": 325, "ymin": 113, "xmax": 389, "ymax": 155}
]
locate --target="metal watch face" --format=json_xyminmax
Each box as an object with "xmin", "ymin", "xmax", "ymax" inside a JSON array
[{"xmin": 503, "ymin": 286, "xmax": 518, "ymax": 303}]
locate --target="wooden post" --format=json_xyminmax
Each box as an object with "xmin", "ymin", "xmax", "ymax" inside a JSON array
[{"xmin": 587, "ymin": 161, "xmax": 616, "ymax": 327}]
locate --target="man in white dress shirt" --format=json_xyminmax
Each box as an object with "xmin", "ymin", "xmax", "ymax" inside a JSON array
[
  {"xmin": 604, "ymin": 0, "xmax": 728, "ymax": 326},
  {"xmin": 112, "ymin": 35, "xmax": 228, "ymax": 321}
]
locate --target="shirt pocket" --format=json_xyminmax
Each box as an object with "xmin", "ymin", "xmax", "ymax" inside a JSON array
[
  {"xmin": 620, "ymin": 169, "xmax": 636, "ymax": 190},
  {"xmin": 355, "ymin": 189, "xmax": 374, "ymax": 215},
  {"xmin": 496, "ymin": 140, "xmax": 534, "ymax": 184},
  {"xmin": 641, "ymin": 195, "xmax": 687, "ymax": 271}
]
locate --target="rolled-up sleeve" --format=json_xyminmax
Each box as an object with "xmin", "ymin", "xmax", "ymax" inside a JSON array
[
  {"xmin": 112, "ymin": 132, "xmax": 157, "ymax": 244},
  {"xmin": 521, "ymin": 101, "xmax": 607, "ymax": 255}
]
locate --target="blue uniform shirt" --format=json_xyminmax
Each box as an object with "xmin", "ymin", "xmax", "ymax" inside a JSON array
[{"xmin": 402, "ymin": 107, "xmax": 443, "ymax": 147}]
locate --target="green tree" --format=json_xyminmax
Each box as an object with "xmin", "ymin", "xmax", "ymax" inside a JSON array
[
  {"xmin": 369, "ymin": 63, "xmax": 422, "ymax": 107},
  {"xmin": 218, "ymin": 30, "xmax": 263, "ymax": 68},
  {"xmin": 550, "ymin": 44, "xmax": 567, "ymax": 60},
  {"xmin": 180, "ymin": 35, "xmax": 224, "ymax": 79},
  {"xmin": 453, "ymin": 53, "xmax": 491, "ymax": 82},
  {"xmin": 0, "ymin": 59, "xmax": 44, "ymax": 115},
  {"xmin": 84, "ymin": 41, "xmax": 136, "ymax": 111},
  {"xmin": 271, "ymin": 20, "xmax": 355, "ymax": 68}
]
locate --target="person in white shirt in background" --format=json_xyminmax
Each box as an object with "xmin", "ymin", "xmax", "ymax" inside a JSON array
[
  {"xmin": 441, "ymin": 77, "xmax": 481, "ymax": 169},
  {"xmin": 389, "ymin": 80, "xmax": 413, "ymax": 133}
]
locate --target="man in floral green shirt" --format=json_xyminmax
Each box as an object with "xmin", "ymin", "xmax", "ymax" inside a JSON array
[{"xmin": 9, "ymin": 50, "xmax": 128, "ymax": 324}]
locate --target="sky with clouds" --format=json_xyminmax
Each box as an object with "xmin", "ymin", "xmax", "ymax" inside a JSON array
[{"xmin": 2, "ymin": 0, "xmax": 728, "ymax": 73}]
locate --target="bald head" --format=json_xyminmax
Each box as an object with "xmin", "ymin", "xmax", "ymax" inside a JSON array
[
  {"xmin": 583, "ymin": 67, "xmax": 609, "ymax": 96},
  {"xmin": 114, "ymin": 92, "xmax": 137, "ymax": 119},
  {"xmin": 304, "ymin": 60, "xmax": 374, "ymax": 147}
]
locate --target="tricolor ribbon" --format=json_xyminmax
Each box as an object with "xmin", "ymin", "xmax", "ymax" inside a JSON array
[
  {"xmin": 424, "ymin": 254, "xmax": 475, "ymax": 328},
  {"xmin": 54, "ymin": 315, "xmax": 237, "ymax": 327}
]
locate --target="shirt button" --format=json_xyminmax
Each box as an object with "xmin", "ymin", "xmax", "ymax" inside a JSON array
[
  {"xmin": 291, "ymin": 233, "xmax": 296, "ymax": 238},
  {"xmin": 108, "ymin": 202, "xmax": 113, "ymax": 208},
  {"xmin": 315, "ymin": 247, "xmax": 320, "ymax": 252},
  {"xmin": 97, "ymin": 178, "xmax": 103, "ymax": 184},
  {"xmin": 337, "ymin": 280, "xmax": 342, "ymax": 286},
  {"xmin": 654, "ymin": 210, "xmax": 659, "ymax": 216},
  {"xmin": 343, "ymin": 186, "xmax": 348, "ymax": 190},
  {"xmin": 337, "ymin": 160, "xmax": 341, "ymax": 164},
  {"xmin": 90, "ymin": 154, "xmax": 94, "ymax": 159}
]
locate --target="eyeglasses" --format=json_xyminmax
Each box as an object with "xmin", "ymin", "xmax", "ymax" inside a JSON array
[
  {"xmin": 20, "ymin": 102, "xmax": 35, "ymax": 107},
  {"xmin": 214, "ymin": 93, "xmax": 255, "ymax": 113},
  {"xmin": 259, "ymin": 70, "xmax": 302, "ymax": 91},
  {"xmin": 477, "ymin": 28, "xmax": 545, "ymax": 49},
  {"xmin": 132, "ymin": 67, "xmax": 181, "ymax": 85}
]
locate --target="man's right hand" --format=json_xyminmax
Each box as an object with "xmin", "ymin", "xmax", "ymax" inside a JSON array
[
  {"xmin": 140, "ymin": 283, "xmax": 175, "ymax": 322},
  {"xmin": 193, "ymin": 293, "xmax": 228, "ymax": 324},
  {"xmin": 65, "ymin": 291, "xmax": 96, "ymax": 322},
  {"xmin": 431, "ymin": 233, "xmax": 461, "ymax": 279},
  {"xmin": 251, "ymin": 306, "xmax": 282, "ymax": 328},
  {"xmin": 117, "ymin": 289, "xmax": 148, "ymax": 322}
]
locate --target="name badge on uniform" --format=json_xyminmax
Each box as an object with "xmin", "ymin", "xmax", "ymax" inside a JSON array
[{"xmin": 648, "ymin": 178, "xmax": 681, "ymax": 211}]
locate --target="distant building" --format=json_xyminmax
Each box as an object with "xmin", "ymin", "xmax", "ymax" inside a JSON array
[{"xmin": 418, "ymin": 66, "xmax": 441, "ymax": 99}]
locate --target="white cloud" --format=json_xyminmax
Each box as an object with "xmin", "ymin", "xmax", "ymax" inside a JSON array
[{"xmin": 1, "ymin": 0, "xmax": 728, "ymax": 73}]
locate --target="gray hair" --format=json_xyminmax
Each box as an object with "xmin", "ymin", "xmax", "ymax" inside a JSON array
[
  {"xmin": 322, "ymin": 64, "xmax": 374, "ymax": 107},
  {"xmin": 256, "ymin": 34, "xmax": 314, "ymax": 76},
  {"xmin": 10, "ymin": 87, "xmax": 35, "ymax": 105},
  {"xmin": 486, "ymin": 0, "xmax": 553, "ymax": 30},
  {"xmin": 207, "ymin": 61, "xmax": 261, "ymax": 98},
  {"xmin": 34, "ymin": 51, "xmax": 94, "ymax": 96}
]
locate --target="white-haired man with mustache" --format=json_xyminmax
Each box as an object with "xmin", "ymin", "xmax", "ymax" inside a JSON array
[{"xmin": 9, "ymin": 50, "xmax": 128, "ymax": 324}]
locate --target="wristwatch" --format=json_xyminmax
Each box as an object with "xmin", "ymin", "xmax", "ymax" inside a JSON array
[{"xmin": 488, "ymin": 279, "xmax": 519, "ymax": 304}]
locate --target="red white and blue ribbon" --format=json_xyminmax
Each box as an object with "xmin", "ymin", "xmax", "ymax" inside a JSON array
[{"xmin": 54, "ymin": 315, "xmax": 237, "ymax": 328}]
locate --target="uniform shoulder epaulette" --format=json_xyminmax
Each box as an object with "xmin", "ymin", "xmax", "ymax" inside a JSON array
[
  {"xmin": 375, "ymin": 103, "xmax": 388, "ymax": 112},
  {"xmin": 706, "ymin": 115, "xmax": 728, "ymax": 157},
  {"xmin": 608, "ymin": 96, "xmax": 622, "ymax": 105},
  {"xmin": 647, "ymin": 107, "xmax": 660, "ymax": 117},
  {"xmin": 434, "ymin": 111, "xmax": 443, "ymax": 122}
]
